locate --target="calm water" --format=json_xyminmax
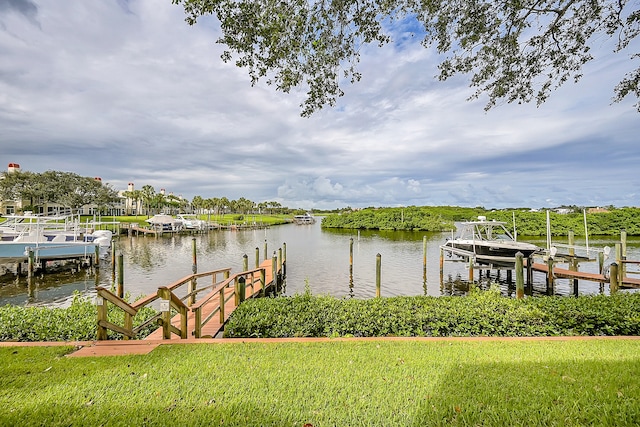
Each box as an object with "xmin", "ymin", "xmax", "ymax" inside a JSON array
[{"xmin": 1, "ymin": 220, "xmax": 638, "ymax": 307}]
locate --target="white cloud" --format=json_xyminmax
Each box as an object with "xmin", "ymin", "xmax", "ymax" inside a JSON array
[{"xmin": 0, "ymin": 1, "xmax": 638, "ymax": 210}]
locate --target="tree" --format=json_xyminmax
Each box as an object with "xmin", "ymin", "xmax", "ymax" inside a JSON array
[
  {"xmin": 172, "ymin": 0, "xmax": 640, "ymax": 115},
  {"xmin": 141, "ymin": 185, "xmax": 156, "ymax": 217},
  {"xmin": 0, "ymin": 170, "xmax": 39, "ymax": 211}
]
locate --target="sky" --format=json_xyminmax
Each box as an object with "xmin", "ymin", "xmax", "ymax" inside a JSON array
[{"xmin": 1, "ymin": 0, "xmax": 639, "ymax": 211}]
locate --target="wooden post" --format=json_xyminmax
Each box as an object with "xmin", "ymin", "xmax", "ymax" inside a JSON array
[
  {"xmin": 192, "ymin": 238, "xmax": 197, "ymax": 274},
  {"xmin": 264, "ymin": 239, "xmax": 268, "ymax": 261},
  {"xmin": 189, "ymin": 238, "xmax": 198, "ymax": 306},
  {"xmin": 282, "ymin": 242, "xmax": 287, "ymax": 276},
  {"xmin": 422, "ymin": 236, "xmax": 427, "ymax": 271},
  {"xmin": 219, "ymin": 287, "xmax": 225, "ymax": 323},
  {"xmin": 615, "ymin": 243, "xmax": 622, "ymax": 285},
  {"xmin": 515, "ymin": 252, "xmax": 524, "ymax": 299},
  {"xmin": 423, "ymin": 236, "xmax": 427, "ymax": 295},
  {"xmin": 243, "ymin": 254, "xmax": 248, "ymax": 272},
  {"xmin": 111, "ymin": 240, "xmax": 116, "ymax": 280},
  {"xmin": 568, "ymin": 230, "xmax": 575, "ymax": 257},
  {"xmin": 237, "ymin": 276, "xmax": 246, "ymax": 304},
  {"xmin": 271, "ymin": 253, "xmax": 277, "ymax": 294},
  {"xmin": 96, "ymin": 293, "xmax": 108, "ymax": 340},
  {"xmin": 255, "ymin": 247, "xmax": 260, "ymax": 268},
  {"xmin": 526, "ymin": 255, "xmax": 533, "ymax": 290},
  {"xmin": 158, "ymin": 287, "xmax": 172, "ymax": 340},
  {"xmin": 117, "ymin": 253, "xmax": 124, "ymax": 298},
  {"xmin": 376, "ymin": 253, "xmax": 381, "ymax": 297},
  {"xmin": 439, "ymin": 247, "xmax": 444, "ymax": 288},
  {"xmin": 468, "ymin": 256, "xmax": 474, "ymax": 282},
  {"xmin": 94, "ymin": 245, "xmax": 100, "ymax": 268},
  {"xmin": 350, "ymin": 237, "xmax": 354, "ymax": 266},
  {"xmin": 621, "ymin": 229, "xmax": 627, "ymax": 281},
  {"xmin": 260, "ymin": 268, "xmax": 266, "ymax": 296},
  {"xmin": 546, "ymin": 256, "xmax": 554, "ymax": 294},
  {"xmin": 610, "ymin": 262, "xmax": 619, "ymax": 294},
  {"xmin": 27, "ymin": 248, "xmax": 34, "ymax": 279},
  {"xmin": 570, "ymin": 257, "xmax": 579, "ymax": 297}
]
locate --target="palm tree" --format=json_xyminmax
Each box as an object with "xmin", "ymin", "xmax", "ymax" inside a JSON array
[{"xmin": 141, "ymin": 185, "xmax": 155, "ymax": 217}]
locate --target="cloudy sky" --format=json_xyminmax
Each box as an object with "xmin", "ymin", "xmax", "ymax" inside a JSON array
[{"xmin": 1, "ymin": 0, "xmax": 638, "ymax": 210}]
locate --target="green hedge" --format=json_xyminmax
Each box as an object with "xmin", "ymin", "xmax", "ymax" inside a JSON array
[
  {"xmin": 0, "ymin": 293, "xmax": 158, "ymax": 342},
  {"xmin": 223, "ymin": 288, "xmax": 640, "ymax": 338}
]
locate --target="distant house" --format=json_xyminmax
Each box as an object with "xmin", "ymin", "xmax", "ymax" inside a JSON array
[{"xmin": 587, "ymin": 207, "xmax": 610, "ymax": 214}]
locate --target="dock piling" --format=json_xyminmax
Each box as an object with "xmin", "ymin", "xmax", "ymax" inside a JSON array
[{"xmin": 376, "ymin": 253, "xmax": 382, "ymax": 297}]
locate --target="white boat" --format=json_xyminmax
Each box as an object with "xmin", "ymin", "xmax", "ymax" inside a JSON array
[
  {"xmin": 293, "ymin": 213, "xmax": 316, "ymax": 225},
  {"xmin": 0, "ymin": 214, "xmax": 112, "ymax": 262},
  {"xmin": 441, "ymin": 216, "xmax": 541, "ymax": 266},
  {"xmin": 145, "ymin": 214, "xmax": 183, "ymax": 231},
  {"xmin": 176, "ymin": 214, "xmax": 206, "ymax": 230}
]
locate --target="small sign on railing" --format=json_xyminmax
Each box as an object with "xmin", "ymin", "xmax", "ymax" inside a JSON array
[
  {"xmin": 160, "ymin": 301, "xmax": 170, "ymax": 312},
  {"xmin": 95, "ymin": 296, "xmax": 103, "ymax": 306}
]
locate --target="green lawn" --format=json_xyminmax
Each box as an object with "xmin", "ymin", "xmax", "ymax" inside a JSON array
[{"xmin": 1, "ymin": 339, "xmax": 639, "ymax": 426}]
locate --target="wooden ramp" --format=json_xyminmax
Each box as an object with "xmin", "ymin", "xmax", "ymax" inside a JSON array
[{"xmin": 145, "ymin": 259, "xmax": 276, "ymax": 340}]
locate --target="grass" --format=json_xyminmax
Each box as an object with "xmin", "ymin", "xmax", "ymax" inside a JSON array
[{"xmin": 1, "ymin": 339, "xmax": 639, "ymax": 426}]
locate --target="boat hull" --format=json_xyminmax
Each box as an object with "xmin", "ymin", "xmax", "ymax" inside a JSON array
[{"xmin": 443, "ymin": 240, "xmax": 540, "ymax": 266}]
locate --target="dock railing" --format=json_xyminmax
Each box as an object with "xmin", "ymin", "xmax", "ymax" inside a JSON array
[
  {"xmin": 95, "ymin": 267, "xmax": 233, "ymax": 340},
  {"xmin": 190, "ymin": 266, "xmax": 266, "ymax": 338}
]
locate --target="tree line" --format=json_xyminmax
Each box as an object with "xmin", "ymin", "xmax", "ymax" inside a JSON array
[
  {"xmin": 321, "ymin": 206, "xmax": 640, "ymax": 235},
  {"xmin": 0, "ymin": 169, "xmax": 293, "ymax": 216},
  {"xmin": 0, "ymin": 170, "xmax": 119, "ymax": 214}
]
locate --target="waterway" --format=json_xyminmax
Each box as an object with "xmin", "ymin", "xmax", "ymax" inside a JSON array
[{"xmin": 1, "ymin": 220, "xmax": 638, "ymax": 307}]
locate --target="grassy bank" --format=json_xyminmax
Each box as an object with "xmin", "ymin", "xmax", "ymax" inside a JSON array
[{"xmin": 1, "ymin": 339, "xmax": 639, "ymax": 426}]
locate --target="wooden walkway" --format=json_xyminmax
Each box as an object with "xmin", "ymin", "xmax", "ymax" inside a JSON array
[
  {"xmin": 145, "ymin": 259, "xmax": 275, "ymax": 340},
  {"xmin": 70, "ymin": 257, "xmax": 283, "ymax": 357},
  {"xmin": 529, "ymin": 262, "xmax": 640, "ymax": 288}
]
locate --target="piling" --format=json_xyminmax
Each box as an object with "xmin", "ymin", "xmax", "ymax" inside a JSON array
[
  {"xmin": 243, "ymin": 254, "xmax": 248, "ymax": 272},
  {"xmin": 191, "ymin": 238, "xmax": 197, "ymax": 274},
  {"xmin": 621, "ymin": 229, "xmax": 627, "ymax": 279},
  {"xmin": 376, "ymin": 253, "xmax": 381, "ymax": 297},
  {"xmin": 94, "ymin": 245, "xmax": 100, "ymax": 268},
  {"xmin": 282, "ymin": 242, "xmax": 287, "ymax": 276},
  {"xmin": 439, "ymin": 247, "xmax": 444, "ymax": 285},
  {"xmin": 117, "ymin": 253, "xmax": 124, "ymax": 298},
  {"xmin": 28, "ymin": 248, "xmax": 34, "ymax": 279},
  {"xmin": 255, "ymin": 247, "xmax": 260, "ymax": 268},
  {"xmin": 264, "ymin": 239, "xmax": 268, "ymax": 261},
  {"xmin": 468, "ymin": 256, "xmax": 474, "ymax": 282},
  {"xmin": 546, "ymin": 256, "xmax": 554, "ymax": 294},
  {"xmin": 515, "ymin": 252, "xmax": 524, "ymax": 299},
  {"xmin": 236, "ymin": 276, "xmax": 246, "ymax": 304},
  {"xmin": 610, "ymin": 262, "xmax": 619, "ymax": 294},
  {"xmin": 111, "ymin": 240, "xmax": 116, "ymax": 281},
  {"xmin": 271, "ymin": 252, "xmax": 277, "ymax": 294}
]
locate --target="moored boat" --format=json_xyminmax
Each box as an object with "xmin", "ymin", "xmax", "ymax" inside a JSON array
[
  {"xmin": 293, "ymin": 213, "xmax": 316, "ymax": 225},
  {"xmin": 441, "ymin": 216, "xmax": 541, "ymax": 266}
]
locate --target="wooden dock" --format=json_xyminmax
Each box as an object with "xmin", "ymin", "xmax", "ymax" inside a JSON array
[
  {"xmin": 144, "ymin": 258, "xmax": 276, "ymax": 340},
  {"xmin": 70, "ymin": 249, "xmax": 285, "ymax": 357}
]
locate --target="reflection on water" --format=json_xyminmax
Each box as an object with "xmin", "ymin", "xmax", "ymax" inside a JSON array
[{"xmin": 1, "ymin": 221, "xmax": 638, "ymax": 307}]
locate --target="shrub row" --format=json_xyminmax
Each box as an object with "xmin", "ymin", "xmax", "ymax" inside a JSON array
[
  {"xmin": 0, "ymin": 293, "xmax": 158, "ymax": 342},
  {"xmin": 223, "ymin": 288, "xmax": 640, "ymax": 338}
]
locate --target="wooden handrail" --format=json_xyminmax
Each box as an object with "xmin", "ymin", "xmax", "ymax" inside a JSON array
[
  {"xmin": 96, "ymin": 286, "xmax": 139, "ymax": 340},
  {"xmin": 157, "ymin": 286, "xmax": 188, "ymax": 339},
  {"xmin": 191, "ymin": 267, "xmax": 266, "ymax": 338}
]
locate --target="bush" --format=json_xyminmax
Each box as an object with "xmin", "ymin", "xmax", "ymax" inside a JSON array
[
  {"xmin": 0, "ymin": 292, "xmax": 159, "ymax": 342},
  {"xmin": 224, "ymin": 288, "xmax": 640, "ymax": 338}
]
